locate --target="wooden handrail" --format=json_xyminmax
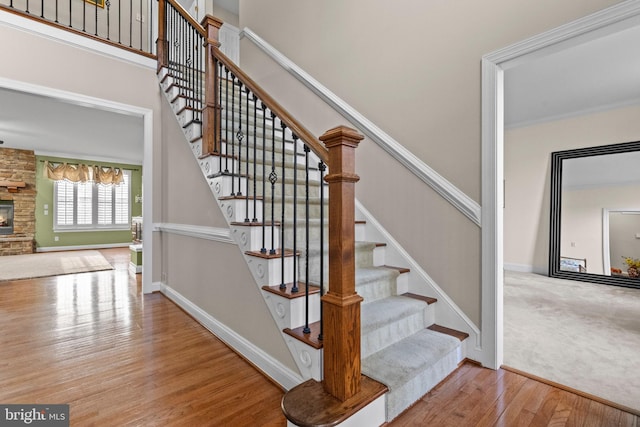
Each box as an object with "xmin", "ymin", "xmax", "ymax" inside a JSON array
[{"xmin": 211, "ymin": 46, "xmax": 329, "ymax": 164}]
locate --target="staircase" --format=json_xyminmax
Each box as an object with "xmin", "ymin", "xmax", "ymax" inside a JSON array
[{"xmin": 156, "ymin": 3, "xmax": 468, "ymax": 423}]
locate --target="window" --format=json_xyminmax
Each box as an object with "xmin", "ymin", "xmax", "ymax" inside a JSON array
[{"xmin": 54, "ymin": 170, "xmax": 131, "ymax": 231}]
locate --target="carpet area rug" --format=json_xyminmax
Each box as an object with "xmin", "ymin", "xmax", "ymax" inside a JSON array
[
  {"xmin": 0, "ymin": 250, "xmax": 113, "ymax": 281},
  {"xmin": 504, "ymin": 271, "xmax": 640, "ymax": 413}
]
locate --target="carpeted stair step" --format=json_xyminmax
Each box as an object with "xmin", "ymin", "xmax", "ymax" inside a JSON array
[
  {"xmin": 361, "ymin": 296, "xmax": 429, "ymax": 358},
  {"xmin": 356, "ymin": 267, "xmax": 400, "ymax": 303},
  {"xmin": 361, "ymin": 328, "xmax": 462, "ymax": 422}
]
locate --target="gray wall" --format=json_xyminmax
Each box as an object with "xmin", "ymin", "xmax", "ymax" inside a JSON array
[{"xmin": 238, "ymin": 0, "xmax": 623, "ymax": 326}]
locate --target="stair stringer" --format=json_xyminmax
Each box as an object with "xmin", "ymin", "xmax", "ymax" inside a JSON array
[
  {"xmin": 355, "ymin": 199, "xmax": 481, "ymax": 361},
  {"xmin": 158, "ymin": 71, "xmax": 324, "ymax": 384}
]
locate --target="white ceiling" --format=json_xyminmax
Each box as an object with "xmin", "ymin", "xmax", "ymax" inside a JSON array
[
  {"xmin": 0, "ymin": 87, "xmax": 143, "ymax": 164},
  {"xmin": 505, "ymin": 23, "xmax": 640, "ymax": 128}
]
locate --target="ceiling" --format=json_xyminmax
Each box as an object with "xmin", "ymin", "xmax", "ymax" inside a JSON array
[
  {"xmin": 0, "ymin": 11, "xmax": 638, "ymax": 167},
  {"xmin": 0, "ymin": 87, "xmax": 143, "ymax": 164},
  {"xmin": 504, "ymin": 23, "xmax": 640, "ymax": 128}
]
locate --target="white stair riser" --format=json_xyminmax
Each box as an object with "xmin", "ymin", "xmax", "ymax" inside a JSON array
[
  {"xmin": 246, "ymin": 255, "xmax": 295, "ymax": 287},
  {"xmin": 220, "ymin": 198, "xmax": 263, "ymax": 223},
  {"xmin": 262, "ymin": 291, "xmax": 321, "ymax": 330},
  {"xmin": 231, "ymin": 224, "xmax": 279, "ymax": 253},
  {"xmin": 283, "ymin": 336, "xmax": 323, "ymax": 382},
  {"xmin": 208, "ymin": 175, "xmax": 247, "ymax": 199}
]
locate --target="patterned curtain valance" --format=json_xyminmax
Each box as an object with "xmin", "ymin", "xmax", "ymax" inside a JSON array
[{"xmin": 44, "ymin": 161, "xmax": 124, "ymax": 185}]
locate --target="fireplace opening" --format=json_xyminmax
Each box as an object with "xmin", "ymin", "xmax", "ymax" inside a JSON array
[{"xmin": 0, "ymin": 202, "xmax": 14, "ymax": 235}]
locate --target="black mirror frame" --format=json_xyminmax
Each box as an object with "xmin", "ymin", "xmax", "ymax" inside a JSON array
[{"xmin": 549, "ymin": 140, "xmax": 640, "ymax": 289}]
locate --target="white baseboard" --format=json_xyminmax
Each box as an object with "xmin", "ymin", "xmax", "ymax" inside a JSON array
[
  {"xmin": 160, "ymin": 283, "xmax": 303, "ymax": 390},
  {"xmin": 37, "ymin": 242, "xmax": 131, "ymax": 252},
  {"xmin": 504, "ymin": 263, "xmax": 547, "ymax": 275}
]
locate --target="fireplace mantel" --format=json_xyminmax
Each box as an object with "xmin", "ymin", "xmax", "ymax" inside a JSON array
[{"xmin": 0, "ymin": 180, "xmax": 26, "ymax": 193}]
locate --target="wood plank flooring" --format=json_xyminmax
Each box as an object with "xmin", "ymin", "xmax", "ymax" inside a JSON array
[
  {"xmin": 0, "ymin": 248, "xmax": 637, "ymax": 426},
  {"xmin": 0, "ymin": 248, "xmax": 285, "ymax": 426}
]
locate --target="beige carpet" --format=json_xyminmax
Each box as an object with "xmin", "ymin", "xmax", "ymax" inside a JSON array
[
  {"xmin": 504, "ymin": 271, "xmax": 640, "ymax": 412},
  {"xmin": 0, "ymin": 250, "xmax": 113, "ymax": 281}
]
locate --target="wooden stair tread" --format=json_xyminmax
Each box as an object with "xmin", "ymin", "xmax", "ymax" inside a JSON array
[
  {"xmin": 385, "ymin": 265, "xmax": 410, "ymax": 274},
  {"xmin": 262, "ymin": 283, "xmax": 320, "ymax": 299},
  {"xmin": 402, "ymin": 292, "xmax": 437, "ymax": 305},
  {"xmin": 284, "ymin": 321, "xmax": 323, "ymax": 349},
  {"xmin": 282, "ymin": 376, "xmax": 387, "ymax": 427},
  {"xmin": 428, "ymin": 324, "xmax": 469, "ymax": 341},
  {"xmin": 230, "ymin": 220, "xmax": 280, "ymax": 227},
  {"xmin": 245, "ymin": 249, "xmax": 297, "ymax": 259},
  {"xmin": 218, "ymin": 195, "xmax": 264, "ymax": 201}
]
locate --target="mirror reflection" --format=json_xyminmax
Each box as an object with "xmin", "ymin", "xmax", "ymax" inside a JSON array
[{"xmin": 550, "ymin": 141, "xmax": 640, "ymax": 287}]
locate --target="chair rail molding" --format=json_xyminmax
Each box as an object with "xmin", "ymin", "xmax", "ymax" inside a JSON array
[
  {"xmin": 241, "ymin": 28, "xmax": 481, "ymax": 227},
  {"xmin": 153, "ymin": 222, "xmax": 234, "ymax": 244},
  {"xmin": 481, "ymin": 0, "xmax": 640, "ymax": 369}
]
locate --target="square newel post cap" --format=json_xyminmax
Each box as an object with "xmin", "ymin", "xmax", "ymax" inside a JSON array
[
  {"xmin": 200, "ymin": 15, "xmax": 224, "ymax": 30},
  {"xmin": 319, "ymin": 126, "xmax": 364, "ymax": 149},
  {"xmin": 201, "ymin": 15, "xmax": 224, "ymax": 47}
]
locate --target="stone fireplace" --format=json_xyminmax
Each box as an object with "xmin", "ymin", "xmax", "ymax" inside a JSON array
[{"xmin": 0, "ymin": 148, "xmax": 36, "ymax": 255}]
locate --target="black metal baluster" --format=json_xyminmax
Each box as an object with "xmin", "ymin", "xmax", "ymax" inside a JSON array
[
  {"xmin": 216, "ymin": 57, "xmax": 222, "ymax": 152},
  {"xmin": 252, "ymin": 94, "xmax": 258, "ymax": 222},
  {"xmin": 55, "ymin": 0, "xmax": 58, "ymax": 23},
  {"xmin": 149, "ymin": 0, "xmax": 153, "ymax": 53},
  {"xmin": 139, "ymin": 0, "xmax": 142, "ymax": 50},
  {"xmin": 118, "ymin": 0, "xmax": 121, "ymax": 43},
  {"xmin": 291, "ymin": 134, "xmax": 299, "ymax": 294},
  {"xmin": 224, "ymin": 67, "xmax": 230, "ymax": 172},
  {"xmin": 279, "ymin": 121, "xmax": 287, "ymax": 290},
  {"xmin": 95, "ymin": 0, "xmax": 98, "ymax": 36},
  {"xmin": 68, "ymin": 0, "xmax": 71, "ymax": 27},
  {"xmin": 260, "ymin": 101, "xmax": 267, "ymax": 253},
  {"xmin": 269, "ymin": 111, "xmax": 277, "ymax": 255},
  {"xmin": 244, "ymin": 86, "xmax": 250, "ymax": 221},
  {"xmin": 236, "ymin": 82, "xmax": 244, "ymax": 197},
  {"xmin": 230, "ymin": 74, "xmax": 236, "ymax": 195},
  {"xmin": 129, "ymin": 0, "xmax": 132, "ymax": 47},
  {"xmin": 318, "ymin": 160, "xmax": 326, "ymax": 341},
  {"xmin": 106, "ymin": 1, "xmax": 111, "ymax": 40},
  {"xmin": 82, "ymin": 0, "xmax": 86, "ymax": 31},
  {"xmin": 25, "ymin": 0, "xmax": 29, "ymax": 14},
  {"xmin": 40, "ymin": 0, "xmax": 43, "ymax": 18},
  {"xmin": 303, "ymin": 144, "xmax": 311, "ymax": 334}
]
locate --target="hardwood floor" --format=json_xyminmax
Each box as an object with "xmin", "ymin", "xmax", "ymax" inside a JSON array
[
  {"xmin": 0, "ymin": 248, "xmax": 285, "ymax": 426},
  {"xmin": 388, "ymin": 362, "xmax": 639, "ymax": 426},
  {"xmin": 0, "ymin": 248, "xmax": 637, "ymax": 426}
]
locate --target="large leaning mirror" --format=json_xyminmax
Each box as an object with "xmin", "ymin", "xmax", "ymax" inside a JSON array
[{"xmin": 549, "ymin": 140, "xmax": 640, "ymax": 289}]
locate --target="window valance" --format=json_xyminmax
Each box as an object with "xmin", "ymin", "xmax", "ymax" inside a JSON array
[{"xmin": 44, "ymin": 161, "xmax": 124, "ymax": 185}]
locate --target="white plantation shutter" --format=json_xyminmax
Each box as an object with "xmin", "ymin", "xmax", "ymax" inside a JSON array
[
  {"xmin": 55, "ymin": 181, "xmax": 74, "ymax": 226},
  {"xmin": 114, "ymin": 172, "xmax": 129, "ymax": 225},
  {"xmin": 54, "ymin": 169, "xmax": 132, "ymax": 230},
  {"xmin": 77, "ymin": 182, "xmax": 93, "ymax": 225},
  {"xmin": 97, "ymin": 184, "xmax": 113, "ymax": 225}
]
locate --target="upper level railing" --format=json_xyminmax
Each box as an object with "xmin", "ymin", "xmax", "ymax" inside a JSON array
[
  {"xmin": 158, "ymin": 0, "xmax": 365, "ymax": 403},
  {"xmin": 0, "ymin": 0, "xmax": 155, "ymax": 57}
]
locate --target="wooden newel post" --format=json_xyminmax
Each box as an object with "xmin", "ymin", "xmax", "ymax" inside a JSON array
[
  {"xmin": 201, "ymin": 15, "xmax": 224, "ymax": 155},
  {"xmin": 320, "ymin": 125, "xmax": 365, "ymax": 401},
  {"xmin": 156, "ymin": 0, "xmax": 168, "ymax": 71}
]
